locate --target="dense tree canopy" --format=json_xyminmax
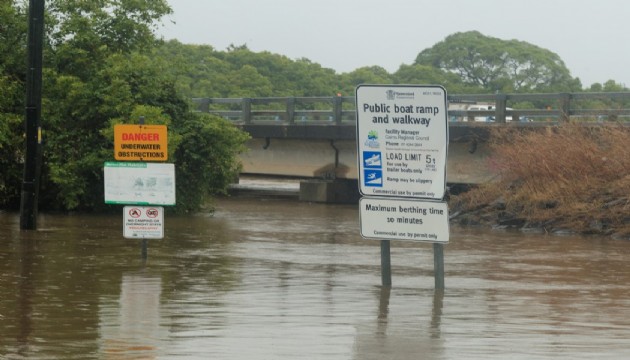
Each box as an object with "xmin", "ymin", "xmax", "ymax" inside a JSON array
[
  {"xmin": 414, "ymin": 31, "xmax": 582, "ymax": 93},
  {"xmin": 157, "ymin": 31, "xmax": 611, "ymax": 99},
  {"xmin": 0, "ymin": 1, "xmax": 29, "ymax": 208},
  {"xmin": 392, "ymin": 64, "xmax": 479, "ymax": 94},
  {"xmin": 155, "ymin": 41, "xmax": 342, "ymax": 98}
]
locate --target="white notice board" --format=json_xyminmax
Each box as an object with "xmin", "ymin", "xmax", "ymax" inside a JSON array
[
  {"xmin": 355, "ymin": 85, "xmax": 448, "ymax": 200},
  {"xmin": 359, "ymin": 197, "xmax": 449, "ymax": 243},
  {"xmin": 104, "ymin": 162, "xmax": 176, "ymax": 205},
  {"xmin": 123, "ymin": 206, "xmax": 164, "ymax": 239}
]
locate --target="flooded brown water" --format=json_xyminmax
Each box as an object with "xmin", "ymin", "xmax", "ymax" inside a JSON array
[{"xmin": 2, "ymin": 195, "xmax": 630, "ymax": 359}]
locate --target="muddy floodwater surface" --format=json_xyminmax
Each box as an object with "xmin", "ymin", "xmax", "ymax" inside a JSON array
[{"xmin": 2, "ymin": 196, "xmax": 630, "ymax": 359}]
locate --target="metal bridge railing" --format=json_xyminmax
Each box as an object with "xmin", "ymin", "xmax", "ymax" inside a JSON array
[{"xmin": 192, "ymin": 92, "xmax": 630, "ymax": 125}]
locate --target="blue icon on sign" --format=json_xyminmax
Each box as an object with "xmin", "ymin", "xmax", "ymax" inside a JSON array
[
  {"xmin": 363, "ymin": 151, "xmax": 382, "ymax": 168},
  {"xmin": 364, "ymin": 170, "xmax": 383, "ymax": 187}
]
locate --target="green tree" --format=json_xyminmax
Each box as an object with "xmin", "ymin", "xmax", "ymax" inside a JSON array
[
  {"xmin": 339, "ymin": 66, "xmax": 393, "ymax": 94},
  {"xmin": 0, "ymin": 0, "xmax": 249, "ymax": 212},
  {"xmin": 221, "ymin": 45, "xmax": 339, "ymax": 96},
  {"xmin": 173, "ymin": 113, "xmax": 250, "ymax": 213},
  {"xmin": 155, "ymin": 40, "xmax": 233, "ymax": 98},
  {"xmin": 47, "ymin": 0, "xmax": 171, "ymax": 51},
  {"xmin": 41, "ymin": 0, "xmax": 177, "ymax": 206},
  {"xmin": 0, "ymin": 1, "xmax": 28, "ymax": 209},
  {"xmin": 414, "ymin": 31, "xmax": 581, "ymax": 93},
  {"xmin": 225, "ymin": 64, "xmax": 274, "ymax": 97},
  {"xmin": 42, "ymin": 48, "xmax": 190, "ymax": 211},
  {"xmin": 0, "ymin": 1, "xmax": 27, "ymax": 78},
  {"xmin": 581, "ymin": 80, "xmax": 630, "ymax": 116},
  {"xmin": 392, "ymin": 64, "xmax": 478, "ymax": 93}
]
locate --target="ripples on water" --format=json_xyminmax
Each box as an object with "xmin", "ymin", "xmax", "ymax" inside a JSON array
[{"xmin": 1, "ymin": 197, "xmax": 630, "ymax": 359}]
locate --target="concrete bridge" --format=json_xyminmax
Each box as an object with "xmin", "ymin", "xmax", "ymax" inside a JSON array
[
  {"xmin": 237, "ymin": 123, "xmax": 497, "ymax": 183},
  {"xmin": 193, "ymin": 92, "xmax": 630, "ymax": 202}
]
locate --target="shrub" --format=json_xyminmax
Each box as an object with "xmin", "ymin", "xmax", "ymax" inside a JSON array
[
  {"xmin": 171, "ymin": 112, "xmax": 250, "ymax": 213},
  {"xmin": 451, "ymin": 124, "xmax": 630, "ymax": 235}
]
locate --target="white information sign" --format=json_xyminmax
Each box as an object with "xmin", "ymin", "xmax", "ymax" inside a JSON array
[
  {"xmin": 355, "ymin": 85, "xmax": 448, "ymax": 200},
  {"xmin": 104, "ymin": 162, "xmax": 176, "ymax": 205},
  {"xmin": 123, "ymin": 206, "xmax": 164, "ymax": 239},
  {"xmin": 359, "ymin": 197, "xmax": 449, "ymax": 243}
]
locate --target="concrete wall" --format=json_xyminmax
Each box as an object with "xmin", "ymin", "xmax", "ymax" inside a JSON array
[{"xmin": 239, "ymin": 138, "xmax": 497, "ymax": 184}]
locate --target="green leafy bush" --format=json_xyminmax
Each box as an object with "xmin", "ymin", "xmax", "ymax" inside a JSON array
[{"xmin": 172, "ymin": 113, "xmax": 250, "ymax": 213}]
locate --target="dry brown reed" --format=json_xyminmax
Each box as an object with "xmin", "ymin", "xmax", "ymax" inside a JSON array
[{"xmin": 451, "ymin": 123, "xmax": 630, "ymax": 235}]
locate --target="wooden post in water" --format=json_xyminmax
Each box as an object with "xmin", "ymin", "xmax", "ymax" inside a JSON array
[{"xmin": 381, "ymin": 240, "xmax": 392, "ymax": 287}]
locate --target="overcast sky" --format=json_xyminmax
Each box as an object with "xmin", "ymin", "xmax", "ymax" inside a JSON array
[{"xmin": 158, "ymin": 0, "xmax": 630, "ymax": 88}]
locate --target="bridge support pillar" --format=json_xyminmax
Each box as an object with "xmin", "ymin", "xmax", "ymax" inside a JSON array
[{"xmin": 299, "ymin": 179, "xmax": 359, "ymax": 204}]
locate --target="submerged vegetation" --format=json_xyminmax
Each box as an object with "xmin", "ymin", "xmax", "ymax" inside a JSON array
[{"xmin": 450, "ymin": 124, "xmax": 630, "ymax": 238}]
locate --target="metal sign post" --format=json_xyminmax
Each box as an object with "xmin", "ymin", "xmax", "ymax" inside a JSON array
[
  {"xmin": 124, "ymin": 205, "xmax": 164, "ymax": 261},
  {"xmin": 356, "ymin": 84, "xmax": 449, "ymax": 289},
  {"xmin": 20, "ymin": 0, "xmax": 45, "ymax": 230},
  {"xmin": 381, "ymin": 240, "xmax": 392, "ymax": 287}
]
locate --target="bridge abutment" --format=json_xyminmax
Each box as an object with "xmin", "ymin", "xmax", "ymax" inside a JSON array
[
  {"xmin": 299, "ymin": 179, "xmax": 360, "ymax": 204},
  {"xmin": 239, "ymin": 136, "xmax": 498, "ymax": 186}
]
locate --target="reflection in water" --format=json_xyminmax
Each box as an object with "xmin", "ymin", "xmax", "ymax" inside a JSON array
[
  {"xmin": 2, "ymin": 198, "xmax": 630, "ymax": 358},
  {"xmin": 99, "ymin": 273, "xmax": 164, "ymax": 359},
  {"xmin": 352, "ymin": 287, "xmax": 444, "ymax": 360},
  {"xmin": 377, "ymin": 286, "xmax": 390, "ymax": 336},
  {"xmin": 16, "ymin": 237, "xmax": 36, "ymax": 358},
  {"xmin": 431, "ymin": 290, "xmax": 443, "ymax": 339}
]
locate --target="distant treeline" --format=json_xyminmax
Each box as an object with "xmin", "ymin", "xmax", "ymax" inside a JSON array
[{"xmin": 157, "ymin": 31, "xmax": 628, "ymax": 100}]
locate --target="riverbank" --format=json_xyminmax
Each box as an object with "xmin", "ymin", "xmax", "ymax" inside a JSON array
[
  {"xmin": 448, "ymin": 191, "xmax": 630, "ymax": 238},
  {"xmin": 448, "ymin": 123, "xmax": 630, "ymax": 239}
]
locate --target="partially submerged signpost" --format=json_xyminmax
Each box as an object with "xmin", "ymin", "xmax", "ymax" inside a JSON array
[
  {"xmin": 123, "ymin": 206, "xmax": 164, "ymax": 239},
  {"xmin": 105, "ymin": 120, "xmax": 174, "ymax": 260},
  {"xmin": 356, "ymin": 84, "xmax": 449, "ymax": 289}
]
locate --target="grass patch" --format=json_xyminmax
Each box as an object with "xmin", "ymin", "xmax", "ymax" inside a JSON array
[{"xmin": 450, "ymin": 123, "xmax": 630, "ymax": 236}]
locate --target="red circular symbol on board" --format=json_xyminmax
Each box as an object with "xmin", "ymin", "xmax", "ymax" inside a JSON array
[
  {"xmin": 128, "ymin": 208, "xmax": 142, "ymax": 218},
  {"xmin": 146, "ymin": 208, "xmax": 159, "ymax": 218}
]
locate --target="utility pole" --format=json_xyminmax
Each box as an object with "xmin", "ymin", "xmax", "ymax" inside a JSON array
[{"xmin": 20, "ymin": 0, "xmax": 45, "ymax": 230}]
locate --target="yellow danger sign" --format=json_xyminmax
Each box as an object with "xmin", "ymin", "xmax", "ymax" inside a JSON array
[{"xmin": 114, "ymin": 124, "xmax": 168, "ymax": 161}]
